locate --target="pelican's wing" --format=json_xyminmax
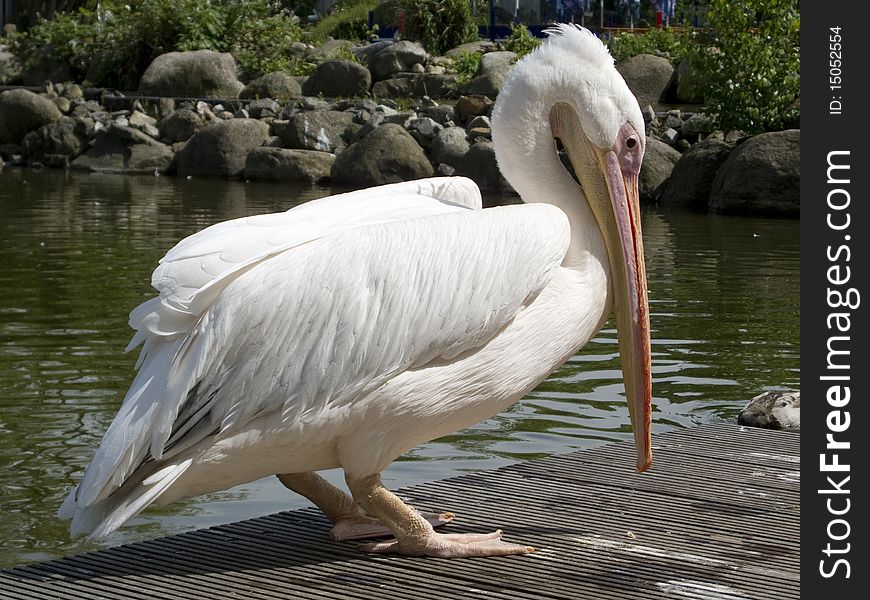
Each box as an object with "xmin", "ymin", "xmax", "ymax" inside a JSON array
[{"xmin": 70, "ymin": 180, "xmax": 569, "ymax": 517}]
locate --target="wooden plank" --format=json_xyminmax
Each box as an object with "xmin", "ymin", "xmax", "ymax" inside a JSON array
[{"xmin": 1, "ymin": 424, "xmax": 799, "ymax": 599}]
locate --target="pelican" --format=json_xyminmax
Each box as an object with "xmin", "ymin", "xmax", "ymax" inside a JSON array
[{"xmin": 60, "ymin": 25, "xmax": 652, "ymax": 558}]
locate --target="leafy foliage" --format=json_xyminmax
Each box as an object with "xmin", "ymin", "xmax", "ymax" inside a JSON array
[
  {"xmin": 608, "ymin": 27, "xmax": 693, "ymax": 65},
  {"xmin": 697, "ymin": 0, "xmax": 800, "ymax": 133},
  {"xmin": 449, "ymin": 50, "xmax": 482, "ymax": 84},
  {"xmin": 504, "ymin": 23, "xmax": 540, "ymax": 58},
  {"xmin": 306, "ymin": 0, "xmax": 379, "ymax": 44},
  {"xmin": 398, "ymin": 0, "xmax": 483, "ymax": 55}
]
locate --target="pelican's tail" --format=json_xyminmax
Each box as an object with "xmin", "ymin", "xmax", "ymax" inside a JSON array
[{"xmin": 59, "ymin": 459, "xmax": 193, "ymax": 540}]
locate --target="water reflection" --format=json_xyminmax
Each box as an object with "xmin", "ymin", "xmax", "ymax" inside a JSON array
[{"xmin": 0, "ymin": 168, "xmax": 798, "ymax": 567}]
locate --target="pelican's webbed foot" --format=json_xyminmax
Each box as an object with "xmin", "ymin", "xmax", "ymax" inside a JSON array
[{"xmin": 331, "ymin": 510, "xmax": 454, "ymax": 541}]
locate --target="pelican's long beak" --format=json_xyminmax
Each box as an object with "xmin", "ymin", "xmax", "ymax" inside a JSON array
[{"xmin": 550, "ymin": 105, "xmax": 652, "ymax": 473}]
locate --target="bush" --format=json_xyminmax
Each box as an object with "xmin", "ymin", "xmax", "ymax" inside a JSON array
[
  {"xmin": 698, "ymin": 0, "xmax": 800, "ymax": 133},
  {"xmin": 504, "ymin": 23, "xmax": 540, "ymax": 58},
  {"xmin": 306, "ymin": 0, "xmax": 378, "ymax": 44},
  {"xmin": 607, "ymin": 27, "xmax": 692, "ymax": 64},
  {"xmin": 449, "ymin": 50, "xmax": 481, "ymax": 84},
  {"xmin": 399, "ymin": 0, "xmax": 483, "ymax": 55}
]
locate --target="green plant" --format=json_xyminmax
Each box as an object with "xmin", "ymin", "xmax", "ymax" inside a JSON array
[
  {"xmin": 7, "ymin": 10, "xmax": 96, "ymax": 79},
  {"xmin": 449, "ymin": 49, "xmax": 481, "ymax": 84},
  {"xmin": 307, "ymin": 0, "xmax": 378, "ymax": 44},
  {"xmin": 607, "ymin": 27, "xmax": 692, "ymax": 64},
  {"xmin": 504, "ymin": 23, "xmax": 540, "ymax": 58},
  {"xmin": 399, "ymin": 0, "xmax": 482, "ymax": 56},
  {"xmin": 697, "ymin": 0, "xmax": 800, "ymax": 133}
]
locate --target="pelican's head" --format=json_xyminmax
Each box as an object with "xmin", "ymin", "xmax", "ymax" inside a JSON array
[{"xmin": 492, "ymin": 25, "xmax": 652, "ymax": 472}]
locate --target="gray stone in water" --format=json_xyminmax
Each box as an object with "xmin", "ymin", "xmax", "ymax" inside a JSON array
[
  {"xmin": 331, "ymin": 123, "xmax": 433, "ymax": 188},
  {"xmin": 302, "ymin": 60, "xmax": 372, "ymax": 97},
  {"xmin": 738, "ymin": 391, "xmax": 800, "ymax": 430},
  {"xmin": 275, "ymin": 110, "xmax": 356, "ymax": 153},
  {"xmin": 70, "ymin": 123, "xmax": 173, "ymax": 174},
  {"xmin": 21, "ymin": 116, "xmax": 91, "ymax": 163},
  {"xmin": 658, "ymin": 138, "xmax": 733, "ymax": 211},
  {"xmin": 0, "ymin": 89, "xmax": 63, "ymax": 145},
  {"xmin": 139, "ymin": 50, "xmax": 244, "ymax": 98},
  {"xmin": 244, "ymin": 147, "xmax": 334, "ymax": 183},
  {"xmin": 709, "ymin": 129, "xmax": 800, "ymax": 216},
  {"xmin": 240, "ymin": 72, "xmax": 302, "ymax": 101},
  {"xmin": 158, "ymin": 109, "xmax": 207, "ymax": 144},
  {"xmin": 616, "ymin": 53, "xmax": 674, "ymax": 110},
  {"xmin": 175, "ymin": 118, "xmax": 270, "ymax": 177},
  {"xmin": 640, "ymin": 138, "xmax": 681, "ymax": 203}
]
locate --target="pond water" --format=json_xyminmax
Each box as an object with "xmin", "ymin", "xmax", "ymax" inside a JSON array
[{"xmin": 0, "ymin": 168, "xmax": 799, "ymax": 568}]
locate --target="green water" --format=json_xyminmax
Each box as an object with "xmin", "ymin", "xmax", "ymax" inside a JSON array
[{"xmin": 0, "ymin": 168, "xmax": 799, "ymax": 568}]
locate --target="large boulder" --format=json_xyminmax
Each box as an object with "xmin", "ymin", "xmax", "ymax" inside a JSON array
[
  {"xmin": 360, "ymin": 40, "xmax": 428, "ymax": 81},
  {"xmin": 640, "ymin": 138, "xmax": 681, "ymax": 202},
  {"xmin": 158, "ymin": 108, "xmax": 208, "ymax": 144},
  {"xmin": 616, "ymin": 54, "xmax": 675, "ymax": 110},
  {"xmin": 432, "ymin": 126, "xmax": 470, "ymax": 166},
  {"xmin": 414, "ymin": 73, "xmax": 458, "ymax": 99},
  {"xmin": 302, "ymin": 60, "xmax": 372, "ymax": 97},
  {"xmin": 0, "ymin": 89, "xmax": 62, "ymax": 144},
  {"xmin": 139, "ymin": 50, "xmax": 244, "ymax": 98},
  {"xmin": 240, "ymin": 72, "xmax": 302, "ymax": 101},
  {"xmin": 658, "ymin": 138, "xmax": 733, "ymax": 210},
  {"xmin": 70, "ymin": 124, "xmax": 173, "ymax": 173},
  {"xmin": 274, "ymin": 111, "xmax": 356, "ymax": 153},
  {"xmin": 21, "ymin": 117, "xmax": 92, "ymax": 165},
  {"xmin": 244, "ymin": 147, "xmax": 334, "ymax": 183},
  {"xmin": 331, "ymin": 123, "xmax": 433, "ymax": 187},
  {"xmin": 175, "ymin": 119, "xmax": 270, "ymax": 177},
  {"xmin": 709, "ymin": 130, "xmax": 800, "ymax": 216},
  {"xmin": 461, "ymin": 51, "xmax": 517, "ymax": 97},
  {"xmin": 454, "ymin": 140, "xmax": 509, "ymax": 191}
]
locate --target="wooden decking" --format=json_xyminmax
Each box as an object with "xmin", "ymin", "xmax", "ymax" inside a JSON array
[{"xmin": 1, "ymin": 423, "xmax": 799, "ymax": 599}]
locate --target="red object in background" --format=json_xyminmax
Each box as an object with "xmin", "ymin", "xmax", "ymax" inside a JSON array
[{"xmin": 656, "ymin": 10, "xmax": 663, "ymax": 26}]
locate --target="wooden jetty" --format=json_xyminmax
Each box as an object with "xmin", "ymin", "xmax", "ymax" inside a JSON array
[{"xmin": 1, "ymin": 423, "xmax": 799, "ymax": 599}]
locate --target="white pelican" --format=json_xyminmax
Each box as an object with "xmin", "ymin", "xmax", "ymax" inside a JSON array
[{"xmin": 60, "ymin": 25, "xmax": 652, "ymax": 558}]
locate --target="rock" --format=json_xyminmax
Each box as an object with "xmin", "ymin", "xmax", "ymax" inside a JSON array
[
  {"xmin": 444, "ymin": 41, "xmax": 499, "ymax": 57},
  {"xmin": 275, "ymin": 111, "xmax": 356, "ymax": 153},
  {"xmin": 660, "ymin": 127, "xmax": 680, "ymax": 146},
  {"xmin": 59, "ymin": 83, "xmax": 84, "ymax": 100},
  {"xmin": 673, "ymin": 58, "xmax": 705, "ymax": 104},
  {"xmin": 139, "ymin": 50, "xmax": 244, "ymax": 98},
  {"xmin": 681, "ymin": 113, "xmax": 714, "ymax": 137},
  {"xmin": 51, "ymin": 96, "xmax": 72, "ymax": 114},
  {"xmin": 709, "ymin": 130, "xmax": 800, "ymax": 216},
  {"xmin": 468, "ymin": 127, "xmax": 491, "ymax": 140},
  {"xmin": 663, "ymin": 111, "xmax": 683, "ymax": 130},
  {"xmin": 21, "ymin": 116, "xmax": 92, "ymax": 163},
  {"xmin": 658, "ymin": 138, "xmax": 733, "ymax": 210},
  {"xmin": 461, "ymin": 51, "xmax": 516, "ymax": 97},
  {"xmin": 424, "ymin": 104, "xmax": 456, "ymax": 125},
  {"xmin": 738, "ymin": 391, "xmax": 800, "ymax": 430},
  {"xmin": 360, "ymin": 40, "xmax": 428, "ymax": 81},
  {"xmin": 129, "ymin": 111, "xmax": 158, "ymax": 131},
  {"xmin": 331, "ymin": 123, "xmax": 433, "ymax": 187},
  {"xmin": 467, "ymin": 115, "xmax": 491, "ymax": 130},
  {"xmin": 70, "ymin": 123, "xmax": 173, "ymax": 173},
  {"xmin": 240, "ymin": 72, "xmax": 302, "ymax": 101},
  {"xmin": 413, "ymin": 73, "xmax": 458, "ymax": 99},
  {"xmin": 432, "ymin": 126, "xmax": 470, "ymax": 166},
  {"xmin": 454, "ymin": 140, "xmax": 508, "ymax": 191},
  {"xmin": 247, "ymin": 98, "xmax": 281, "ymax": 119},
  {"xmin": 0, "ymin": 89, "xmax": 63, "ymax": 145},
  {"xmin": 372, "ymin": 76, "xmax": 414, "ymax": 98},
  {"xmin": 302, "ymin": 59, "xmax": 372, "ymax": 97},
  {"xmin": 616, "ymin": 54, "xmax": 674, "ymax": 110},
  {"xmin": 408, "ymin": 117, "xmax": 442, "ymax": 139},
  {"xmin": 244, "ymin": 147, "xmax": 334, "ymax": 183},
  {"xmin": 640, "ymin": 138, "xmax": 681, "ymax": 202},
  {"xmin": 158, "ymin": 109, "xmax": 208, "ymax": 144},
  {"xmin": 175, "ymin": 118, "xmax": 270, "ymax": 177},
  {"xmin": 456, "ymin": 95, "xmax": 493, "ymax": 121}
]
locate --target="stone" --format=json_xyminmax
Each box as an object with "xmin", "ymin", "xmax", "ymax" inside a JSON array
[
  {"xmin": 372, "ymin": 76, "xmax": 414, "ymax": 98},
  {"xmin": 640, "ymin": 138, "xmax": 681, "ymax": 202},
  {"xmin": 359, "ymin": 40, "xmax": 428, "ymax": 81},
  {"xmin": 444, "ymin": 40, "xmax": 499, "ymax": 57},
  {"xmin": 129, "ymin": 111, "xmax": 157, "ymax": 130},
  {"xmin": 660, "ymin": 127, "xmax": 680, "ymax": 146},
  {"xmin": 139, "ymin": 50, "xmax": 244, "ymax": 98},
  {"xmin": 408, "ymin": 117, "xmax": 442, "ymax": 139},
  {"xmin": 331, "ymin": 124, "xmax": 433, "ymax": 188},
  {"xmin": 456, "ymin": 95, "xmax": 493, "ymax": 121},
  {"xmin": 21, "ymin": 117, "xmax": 91, "ymax": 163},
  {"xmin": 0, "ymin": 89, "xmax": 63, "ymax": 144},
  {"xmin": 175, "ymin": 118, "xmax": 270, "ymax": 177},
  {"xmin": 424, "ymin": 104, "xmax": 456, "ymax": 125},
  {"xmin": 709, "ymin": 130, "xmax": 800, "ymax": 216},
  {"xmin": 454, "ymin": 140, "xmax": 508, "ymax": 191},
  {"xmin": 461, "ymin": 51, "xmax": 516, "ymax": 97},
  {"xmin": 70, "ymin": 123, "xmax": 173, "ymax": 173},
  {"xmin": 247, "ymin": 98, "xmax": 281, "ymax": 119},
  {"xmin": 616, "ymin": 54, "xmax": 675, "ymax": 110},
  {"xmin": 413, "ymin": 73, "xmax": 458, "ymax": 99},
  {"xmin": 244, "ymin": 147, "xmax": 335, "ymax": 183},
  {"xmin": 431, "ymin": 126, "xmax": 470, "ymax": 166},
  {"xmin": 274, "ymin": 110, "xmax": 356, "ymax": 153},
  {"xmin": 658, "ymin": 138, "xmax": 733, "ymax": 210},
  {"xmin": 467, "ymin": 115, "xmax": 491, "ymax": 130},
  {"xmin": 158, "ymin": 109, "xmax": 208, "ymax": 144},
  {"xmin": 51, "ymin": 96, "xmax": 71, "ymax": 114},
  {"xmin": 240, "ymin": 72, "xmax": 302, "ymax": 101},
  {"xmin": 681, "ymin": 113, "xmax": 714, "ymax": 137},
  {"xmin": 302, "ymin": 60, "xmax": 372, "ymax": 97}
]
